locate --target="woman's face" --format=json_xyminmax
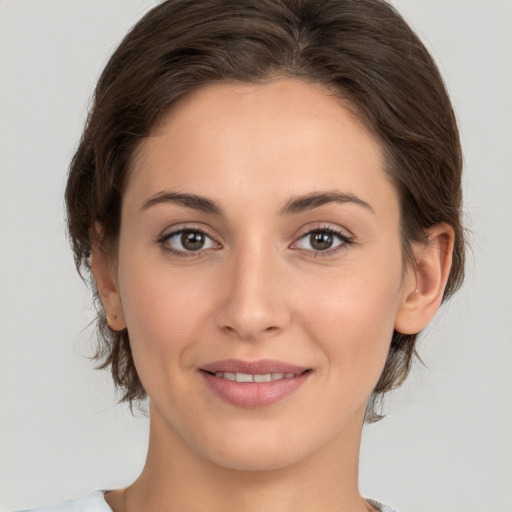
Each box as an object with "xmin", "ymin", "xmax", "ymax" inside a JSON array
[{"xmin": 107, "ymin": 79, "xmax": 414, "ymax": 470}]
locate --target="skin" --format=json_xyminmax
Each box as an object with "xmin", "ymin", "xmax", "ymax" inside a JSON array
[{"xmin": 94, "ymin": 79, "xmax": 453, "ymax": 512}]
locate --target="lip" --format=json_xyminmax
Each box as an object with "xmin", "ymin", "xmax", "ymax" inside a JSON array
[
  {"xmin": 200, "ymin": 358, "xmax": 309, "ymax": 375},
  {"xmin": 199, "ymin": 359, "xmax": 312, "ymax": 408}
]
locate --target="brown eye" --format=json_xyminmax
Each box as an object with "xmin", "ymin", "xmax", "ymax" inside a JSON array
[
  {"xmin": 294, "ymin": 227, "xmax": 352, "ymax": 255},
  {"xmin": 309, "ymin": 231, "xmax": 334, "ymax": 250},
  {"xmin": 161, "ymin": 229, "xmax": 217, "ymax": 254},
  {"xmin": 181, "ymin": 230, "xmax": 205, "ymax": 251}
]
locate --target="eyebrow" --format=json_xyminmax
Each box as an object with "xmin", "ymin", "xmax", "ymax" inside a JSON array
[
  {"xmin": 140, "ymin": 189, "xmax": 374, "ymax": 216},
  {"xmin": 279, "ymin": 190, "xmax": 374, "ymax": 215},
  {"xmin": 141, "ymin": 191, "xmax": 224, "ymax": 215}
]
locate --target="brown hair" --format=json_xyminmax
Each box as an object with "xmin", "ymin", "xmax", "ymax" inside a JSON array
[{"xmin": 66, "ymin": 0, "xmax": 465, "ymax": 422}]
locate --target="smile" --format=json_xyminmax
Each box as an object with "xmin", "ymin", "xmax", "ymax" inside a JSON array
[
  {"xmin": 211, "ymin": 371, "xmax": 298, "ymax": 382},
  {"xmin": 199, "ymin": 360, "xmax": 312, "ymax": 408}
]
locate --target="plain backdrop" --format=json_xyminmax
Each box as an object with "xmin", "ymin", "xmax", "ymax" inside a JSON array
[{"xmin": 1, "ymin": 1, "xmax": 511, "ymax": 511}]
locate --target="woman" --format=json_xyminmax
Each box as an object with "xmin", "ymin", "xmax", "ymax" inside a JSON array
[{"xmin": 22, "ymin": 0, "xmax": 465, "ymax": 511}]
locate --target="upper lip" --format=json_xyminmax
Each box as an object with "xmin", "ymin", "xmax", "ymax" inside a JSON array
[{"xmin": 200, "ymin": 359, "xmax": 310, "ymax": 375}]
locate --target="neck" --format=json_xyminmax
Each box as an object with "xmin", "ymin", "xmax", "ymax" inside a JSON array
[{"xmin": 119, "ymin": 404, "xmax": 372, "ymax": 512}]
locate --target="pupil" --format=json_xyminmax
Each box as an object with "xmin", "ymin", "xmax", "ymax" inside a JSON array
[
  {"xmin": 181, "ymin": 230, "xmax": 204, "ymax": 251},
  {"xmin": 311, "ymin": 231, "xmax": 333, "ymax": 250}
]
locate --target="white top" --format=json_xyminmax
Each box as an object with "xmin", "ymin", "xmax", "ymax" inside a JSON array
[
  {"xmin": 16, "ymin": 492, "xmax": 111, "ymax": 512},
  {"xmin": 17, "ymin": 491, "xmax": 398, "ymax": 512}
]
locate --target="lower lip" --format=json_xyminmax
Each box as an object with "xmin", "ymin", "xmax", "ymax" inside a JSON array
[{"xmin": 200, "ymin": 371, "xmax": 311, "ymax": 408}]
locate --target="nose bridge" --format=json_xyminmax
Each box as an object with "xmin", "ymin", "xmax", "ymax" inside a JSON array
[{"xmin": 216, "ymin": 233, "xmax": 289, "ymax": 341}]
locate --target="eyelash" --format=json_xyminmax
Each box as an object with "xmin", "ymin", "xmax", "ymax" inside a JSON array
[
  {"xmin": 157, "ymin": 225, "xmax": 219, "ymax": 259},
  {"xmin": 294, "ymin": 225, "xmax": 354, "ymax": 258},
  {"xmin": 157, "ymin": 224, "xmax": 354, "ymax": 259}
]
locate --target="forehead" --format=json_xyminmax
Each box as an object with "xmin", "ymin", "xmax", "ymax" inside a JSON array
[{"xmin": 127, "ymin": 79, "xmax": 398, "ymax": 221}]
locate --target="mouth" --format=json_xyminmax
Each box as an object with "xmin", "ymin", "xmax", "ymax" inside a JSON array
[
  {"xmin": 199, "ymin": 359, "xmax": 312, "ymax": 408},
  {"xmin": 203, "ymin": 370, "xmax": 307, "ymax": 383}
]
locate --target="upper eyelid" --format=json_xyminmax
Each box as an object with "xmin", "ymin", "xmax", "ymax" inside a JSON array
[
  {"xmin": 292, "ymin": 226, "xmax": 352, "ymax": 247},
  {"xmin": 295, "ymin": 223, "xmax": 353, "ymax": 240},
  {"xmin": 160, "ymin": 223, "xmax": 218, "ymax": 240}
]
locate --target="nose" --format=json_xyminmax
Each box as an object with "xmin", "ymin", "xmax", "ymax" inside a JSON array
[{"xmin": 215, "ymin": 241, "xmax": 291, "ymax": 342}]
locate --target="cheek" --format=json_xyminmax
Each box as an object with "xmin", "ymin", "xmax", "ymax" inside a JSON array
[
  {"xmin": 126, "ymin": 278, "xmax": 203, "ymax": 341},
  {"xmin": 116, "ymin": 254, "xmax": 213, "ymax": 390},
  {"xmin": 299, "ymin": 263, "xmax": 403, "ymax": 390}
]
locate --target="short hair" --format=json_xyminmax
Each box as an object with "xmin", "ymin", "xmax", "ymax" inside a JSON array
[{"xmin": 66, "ymin": 0, "xmax": 465, "ymax": 422}]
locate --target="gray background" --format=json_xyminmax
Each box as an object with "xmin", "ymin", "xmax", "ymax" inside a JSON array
[{"xmin": 1, "ymin": 1, "xmax": 511, "ymax": 510}]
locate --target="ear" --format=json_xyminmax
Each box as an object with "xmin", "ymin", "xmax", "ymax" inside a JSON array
[
  {"xmin": 394, "ymin": 223, "xmax": 454, "ymax": 335},
  {"xmin": 90, "ymin": 240, "xmax": 127, "ymax": 332}
]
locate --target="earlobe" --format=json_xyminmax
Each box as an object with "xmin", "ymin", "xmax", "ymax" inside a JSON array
[
  {"xmin": 394, "ymin": 223, "xmax": 454, "ymax": 335},
  {"xmin": 90, "ymin": 243, "xmax": 127, "ymax": 332}
]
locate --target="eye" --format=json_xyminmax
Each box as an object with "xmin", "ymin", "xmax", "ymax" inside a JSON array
[
  {"xmin": 159, "ymin": 228, "xmax": 218, "ymax": 256},
  {"xmin": 294, "ymin": 227, "xmax": 353, "ymax": 255}
]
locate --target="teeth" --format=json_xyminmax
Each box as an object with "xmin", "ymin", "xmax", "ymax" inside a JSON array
[
  {"xmin": 236, "ymin": 373, "xmax": 253, "ymax": 383},
  {"xmin": 213, "ymin": 371, "xmax": 298, "ymax": 382},
  {"xmin": 253, "ymin": 373, "xmax": 272, "ymax": 383}
]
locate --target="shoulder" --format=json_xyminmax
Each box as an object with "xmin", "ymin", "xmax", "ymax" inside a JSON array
[{"xmin": 13, "ymin": 491, "xmax": 112, "ymax": 512}]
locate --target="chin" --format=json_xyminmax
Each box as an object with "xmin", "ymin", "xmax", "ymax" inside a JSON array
[
  {"xmin": 202, "ymin": 441, "xmax": 308, "ymax": 472},
  {"xmin": 189, "ymin": 417, "xmax": 332, "ymax": 473}
]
